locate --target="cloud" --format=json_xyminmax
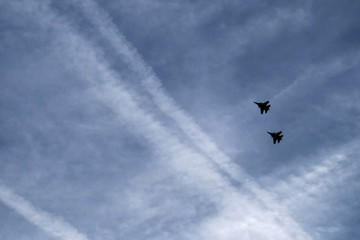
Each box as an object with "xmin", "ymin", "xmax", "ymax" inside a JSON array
[
  {"xmin": 2, "ymin": 0, "xmax": 359, "ymax": 239},
  {"xmin": 272, "ymin": 51, "xmax": 360, "ymax": 101},
  {"xmin": 70, "ymin": 0, "xmax": 310, "ymax": 184},
  {"xmin": 69, "ymin": 0, "xmax": 307, "ymax": 223},
  {"xmin": 262, "ymin": 140, "xmax": 360, "ymax": 238},
  {"xmin": 58, "ymin": 1, "xmax": 314, "ymax": 239},
  {"xmin": 22, "ymin": 2, "xmax": 311, "ymax": 239},
  {"xmin": 0, "ymin": 183, "xmax": 89, "ymax": 240}
]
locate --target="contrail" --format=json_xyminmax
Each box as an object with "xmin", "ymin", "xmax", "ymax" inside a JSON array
[
  {"xmin": 0, "ymin": 183, "xmax": 89, "ymax": 240},
  {"xmin": 271, "ymin": 141, "xmax": 360, "ymax": 207},
  {"xmin": 4, "ymin": 2, "xmax": 311, "ymax": 239},
  {"xmin": 70, "ymin": 0, "xmax": 303, "ymax": 224},
  {"xmin": 272, "ymin": 53, "xmax": 360, "ymax": 101},
  {"xmin": 72, "ymin": 0, "xmax": 250, "ymax": 183},
  {"xmin": 42, "ymin": 4, "xmax": 311, "ymax": 239},
  {"xmin": 70, "ymin": 1, "xmax": 308, "ymax": 184},
  {"xmin": 17, "ymin": 2, "xmax": 312, "ymax": 238}
]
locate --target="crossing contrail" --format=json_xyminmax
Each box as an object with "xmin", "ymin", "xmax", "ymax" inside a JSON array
[
  {"xmin": 42, "ymin": 4, "xmax": 311, "ymax": 238},
  {"xmin": 13, "ymin": 1, "xmax": 312, "ymax": 238},
  {"xmin": 71, "ymin": 0, "xmax": 298, "ymax": 213},
  {"xmin": 71, "ymin": 0, "xmax": 251, "ymax": 184},
  {"xmin": 58, "ymin": 1, "xmax": 313, "ymax": 239}
]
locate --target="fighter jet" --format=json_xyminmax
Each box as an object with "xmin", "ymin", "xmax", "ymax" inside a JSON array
[
  {"xmin": 267, "ymin": 131, "xmax": 283, "ymax": 144},
  {"xmin": 254, "ymin": 101, "xmax": 270, "ymax": 114}
]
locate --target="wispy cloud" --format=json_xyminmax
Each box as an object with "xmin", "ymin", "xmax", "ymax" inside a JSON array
[
  {"xmin": 262, "ymin": 140, "xmax": 360, "ymax": 237},
  {"xmin": 72, "ymin": 0, "xmax": 245, "ymax": 178},
  {"xmin": 5, "ymin": 1, "xmax": 359, "ymax": 239},
  {"xmin": 68, "ymin": 2, "xmax": 313, "ymax": 238},
  {"xmin": 274, "ymin": 140, "xmax": 359, "ymax": 204},
  {"xmin": 23, "ymin": 2, "xmax": 313, "ymax": 239},
  {"xmin": 272, "ymin": 52, "xmax": 360, "ymax": 101},
  {"xmin": 71, "ymin": 0, "xmax": 310, "ymax": 185},
  {"xmin": 0, "ymin": 183, "xmax": 89, "ymax": 240},
  {"xmin": 2, "ymin": 0, "xmax": 359, "ymax": 239}
]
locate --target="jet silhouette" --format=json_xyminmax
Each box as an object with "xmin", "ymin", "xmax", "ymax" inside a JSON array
[
  {"xmin": 267, "ymin": 131, "xmax": 283, "ymax": 144},
  {"xmin": 254, "ymin": 101, "xmax": 270, "ymax": 114}
]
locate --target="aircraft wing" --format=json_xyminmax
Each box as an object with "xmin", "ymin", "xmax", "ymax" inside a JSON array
[{"xmin": 264, "ymin": 101, "xmax": 269, "ymax": 105}]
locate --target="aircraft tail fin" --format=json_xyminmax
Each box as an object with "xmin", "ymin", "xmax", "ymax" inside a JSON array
[{"xmin": 265, "ymin": 105, "xmax": 270, "ymax": 113}]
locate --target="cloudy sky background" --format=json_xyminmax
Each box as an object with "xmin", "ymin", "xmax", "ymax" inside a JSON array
[{"xmin": 1, "ymin": 0, "xmax": 360, "ymax": 239}]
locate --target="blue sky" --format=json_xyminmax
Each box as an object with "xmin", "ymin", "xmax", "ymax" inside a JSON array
[{"xmin": 1, "ymin": 0, "xmax": 360, "ymax": 239}]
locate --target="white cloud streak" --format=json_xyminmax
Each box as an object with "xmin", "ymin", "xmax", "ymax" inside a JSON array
[
  {"xmin": 262, "ymin": 140, "xmax": 360, "ymax": 238},
  {"xmin": 272, "ymin": 51, "xmax": 360, "ymax": 101},
  {"xmin": 12, "ymin": 1, "xmax": 312, "ymax": 239},
  {"xmin": 0, "ymin": 183, "xmax": 89, "ymax": 240},
  {"xmin": 66, "ymin": 6, "xmax": 312, "ymax": 240},
  {"xmin": 3, "ymin": 1, "xmax": 359, "ymax": 239},
  {"xmin": 72, "ymin": 0, "xmax": 307, "ymax": 184},
  {"xmin": 69, "ymin": 1, "xmax": 312, "ymax": 238},
  {"xmin": 271, "ymin": 141, "xmax": 360, "ymax": 208},
  {"xmin": 71, "ymin": 0, "xmax": 254, "ymax": 183}
]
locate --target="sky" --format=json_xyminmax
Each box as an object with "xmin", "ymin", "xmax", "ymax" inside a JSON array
[{"xmin": 1, "ymin": 0, "xmax": 360, "ymax": 239}]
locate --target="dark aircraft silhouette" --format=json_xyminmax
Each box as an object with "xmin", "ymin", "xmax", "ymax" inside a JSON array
[
  {"xmin": 267, "ymin": 131, "xmax": 283, "ymax": 144},
  {"xmin": 254, "ymin": 101, "xmax": 270, "ymax": 114}
]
